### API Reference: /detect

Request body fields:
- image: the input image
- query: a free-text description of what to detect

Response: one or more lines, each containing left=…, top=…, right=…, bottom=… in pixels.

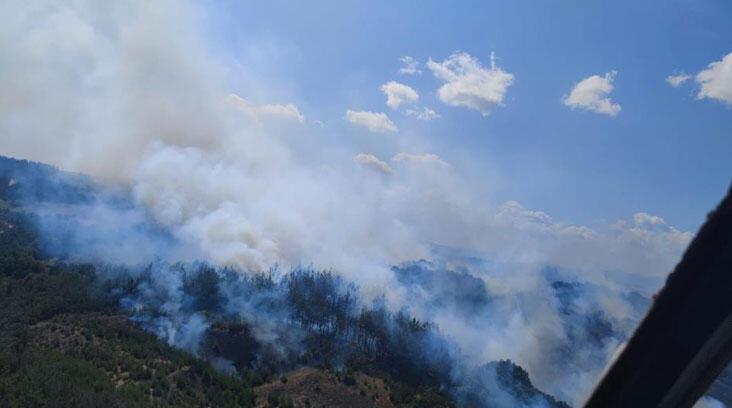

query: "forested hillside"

left=0, top=155, right=569, bottom=407
left=0, top=177, right=254, bottom=406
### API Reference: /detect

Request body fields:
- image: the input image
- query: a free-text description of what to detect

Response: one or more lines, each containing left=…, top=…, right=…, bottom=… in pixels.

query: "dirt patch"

left=254, top=367, right=395, bottom=408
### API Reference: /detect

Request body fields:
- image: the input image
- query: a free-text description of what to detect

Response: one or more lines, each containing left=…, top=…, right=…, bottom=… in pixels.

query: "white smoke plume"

left=0, top=0, right=690, bottom=283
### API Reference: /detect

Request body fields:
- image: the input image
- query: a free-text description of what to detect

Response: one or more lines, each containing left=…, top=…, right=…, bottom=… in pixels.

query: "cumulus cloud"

left=353, top=153, right=393, bottom=175
left=399, top=55, right=421, bottom=75
left=695, top=51, right=732, bottom=105
left=495, top=200, right=560, bottom=232
left=406, top=107, right=440, bottom=121
left=380, top=81, right=419, bottom=109
left=624, top=212, right=693, bottom=246
left=427, top=52, right=514, bottom=116
left=479, top=201, right=692, bottom=286
left=666, top=73, right=691, bottom=88
left=225, top=93, right=304, bottom=123
left=632, top=212, right=667, bottom=229
left=563, top=71, right=621, bottom=116
left=392, top=152, right=450, bottom=169
left=345, top=109, right=397, bottom=133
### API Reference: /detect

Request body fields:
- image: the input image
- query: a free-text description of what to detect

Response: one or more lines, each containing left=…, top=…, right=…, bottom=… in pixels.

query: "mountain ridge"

left=0, top=154, right=570, bottom=407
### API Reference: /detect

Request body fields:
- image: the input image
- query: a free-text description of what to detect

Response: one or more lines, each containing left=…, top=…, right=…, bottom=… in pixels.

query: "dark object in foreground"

left=584, top=184, right=732, bottom=408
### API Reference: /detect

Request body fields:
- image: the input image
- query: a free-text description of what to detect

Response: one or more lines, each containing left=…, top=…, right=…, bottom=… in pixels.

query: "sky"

left=0, top=0, right=728, bottom=289
left=201, top=0, right=732, bottom=232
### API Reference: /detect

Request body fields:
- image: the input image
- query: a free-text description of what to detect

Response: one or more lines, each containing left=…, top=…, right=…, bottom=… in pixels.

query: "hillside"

left=253, top=367, right=395, bottom=408
left=0, top=154, right=569, bottom=407
left=0, top=189, right=254, bottom=406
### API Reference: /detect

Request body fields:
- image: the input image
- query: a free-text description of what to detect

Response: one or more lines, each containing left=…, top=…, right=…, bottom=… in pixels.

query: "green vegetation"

left=0, top=155, right=569, bottom=407
left=266, top=389, right=295, bottom=408
left=0, top=201, right=254, bottom=407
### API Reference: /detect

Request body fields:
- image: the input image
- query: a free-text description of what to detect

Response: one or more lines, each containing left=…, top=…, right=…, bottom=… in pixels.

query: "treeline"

left=0, top=217, right=254, bottom=407
left=0, top=210, right=566, bottom=407
left=112, top=264, right=458, bottom=406
left=115, top=261, right=568, bottom=407
left=0, top=154, right=569, bottom=407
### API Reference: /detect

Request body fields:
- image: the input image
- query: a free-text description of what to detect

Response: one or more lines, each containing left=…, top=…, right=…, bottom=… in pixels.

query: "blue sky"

left=199, top=0, right=731, bottom=231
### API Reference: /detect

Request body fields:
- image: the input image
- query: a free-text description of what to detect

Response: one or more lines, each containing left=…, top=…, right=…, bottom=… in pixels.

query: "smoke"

left=119, top=262, right=211, bottom=355
left=0, top=0, right=691, bottom=285
left=388, top=259, right=653, bottom=404
left=5, top=157, right=660, bottom=405
left=1, top=154, right=670, bottom=405
left=102, top=259, right=577, bottom=407
left=0, top=1, right=696, bottom=405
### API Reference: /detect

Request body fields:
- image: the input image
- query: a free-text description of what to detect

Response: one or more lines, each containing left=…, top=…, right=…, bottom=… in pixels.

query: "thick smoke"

left=3, top=155, right=660, bottom=405
left=0, top=0, right=691, bottom=283
left=0, top=1, right=695, bottom=405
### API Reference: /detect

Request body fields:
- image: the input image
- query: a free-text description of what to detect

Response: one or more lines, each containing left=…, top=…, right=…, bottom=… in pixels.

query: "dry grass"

left=254, top=367, right=395, bottom=408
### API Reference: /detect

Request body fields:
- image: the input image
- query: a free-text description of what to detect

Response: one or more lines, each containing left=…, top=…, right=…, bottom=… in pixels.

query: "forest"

left=0, top=155, right=569, bottom=407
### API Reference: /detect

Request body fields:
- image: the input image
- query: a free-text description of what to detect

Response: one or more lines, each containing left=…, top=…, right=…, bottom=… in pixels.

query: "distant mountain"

left=0, top=155, right=97, bottom=205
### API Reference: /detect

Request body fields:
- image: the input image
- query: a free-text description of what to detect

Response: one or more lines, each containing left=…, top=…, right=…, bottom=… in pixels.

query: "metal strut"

left=584, top=183, right=732, bottom=408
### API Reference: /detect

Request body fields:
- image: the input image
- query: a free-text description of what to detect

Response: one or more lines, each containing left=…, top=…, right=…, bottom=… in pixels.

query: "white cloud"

left=399, top=56, right=421, bottom=75
left=226, top=93, right=304, bottom=123
left=487, top=201, right=692, bottom=282
left=406, top=107, right=440, bottom=121
left=632, top=212, right=666, bottom=229
left=345, top=110, right=397, bottom=133
left=563, top=71, right=621, bottom=116
left=427, top=52, right=514, bottom=116
left=353, top=153, right=393, bottom=175
left=380, top=81, right=419, bottom=109
left=696, top=51, right=732, bottom=105
left=494, top=200, right=598, bottom=241
left=392, top=152, right=450, bottom=168
left=564, top=71, right=620, bottom=116
left=628, top=212, right=693, bottom=245
left=255, top=103, right=304, bottom=122
left=666, top=73, right=691, bottom=88
left=496, top=200, right=556, bottom=231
